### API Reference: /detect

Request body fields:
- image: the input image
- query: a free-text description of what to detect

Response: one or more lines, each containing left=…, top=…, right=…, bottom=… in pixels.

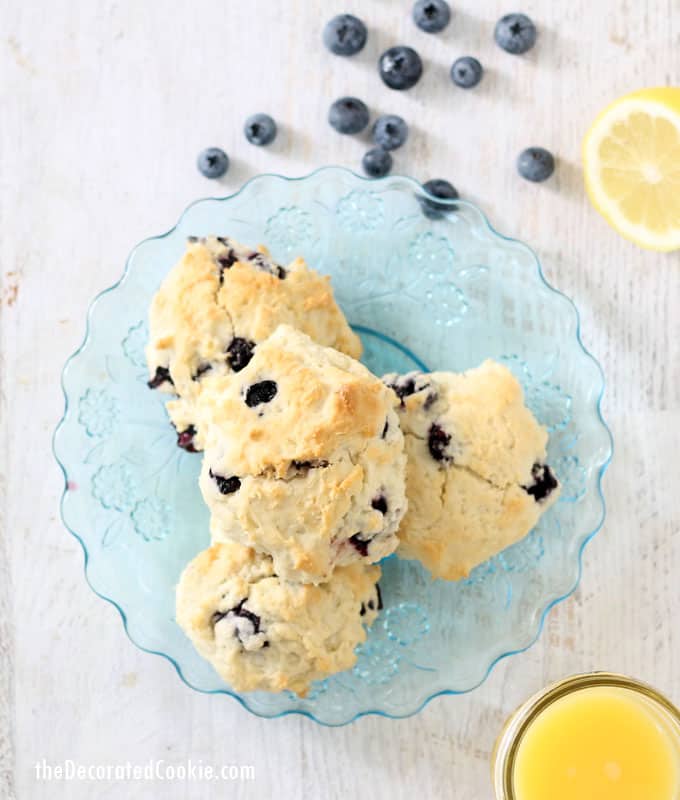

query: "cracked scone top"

left=383, top=361, right=560, bottom=581
left=176, top=542, right=382, bottom=696
left=145, top=236, right=362, bottom=451
left=196, top=324, right=407, bottom=583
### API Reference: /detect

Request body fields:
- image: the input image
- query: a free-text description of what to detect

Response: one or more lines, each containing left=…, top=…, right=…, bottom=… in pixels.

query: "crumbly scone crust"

left=384, top=361, right=560, bottom=580
left=176, top=541, right=381, bottom=696
left=199, top=325, right=407, bottom=583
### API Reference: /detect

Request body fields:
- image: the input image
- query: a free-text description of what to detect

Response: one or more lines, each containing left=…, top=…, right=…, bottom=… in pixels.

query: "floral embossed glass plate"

left=53, top=167, right=613, bottom=725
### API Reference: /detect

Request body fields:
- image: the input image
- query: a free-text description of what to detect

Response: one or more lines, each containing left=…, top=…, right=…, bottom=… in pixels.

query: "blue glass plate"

left=53, top=167, right=613, bottom=725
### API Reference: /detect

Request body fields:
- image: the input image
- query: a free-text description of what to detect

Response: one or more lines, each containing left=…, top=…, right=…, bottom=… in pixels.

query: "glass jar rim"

left=492, top=672, right=680, bottom=800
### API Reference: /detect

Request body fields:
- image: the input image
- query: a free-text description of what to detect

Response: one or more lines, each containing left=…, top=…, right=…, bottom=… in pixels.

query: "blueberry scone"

left=383, top=361, right=560, bottom=581
left=176, top=542, right=382, bottom=695
left=146, top=236, right=362, bottom=452
left=196, top=324, right=407, bottom=583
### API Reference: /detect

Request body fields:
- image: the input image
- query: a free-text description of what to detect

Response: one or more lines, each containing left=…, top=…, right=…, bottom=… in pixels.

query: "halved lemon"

left=583, top=87, right=680, bottom=252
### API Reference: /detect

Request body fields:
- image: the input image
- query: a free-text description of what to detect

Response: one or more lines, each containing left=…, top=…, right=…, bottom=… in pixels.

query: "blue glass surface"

left=53, top=167, right=613, bottom=725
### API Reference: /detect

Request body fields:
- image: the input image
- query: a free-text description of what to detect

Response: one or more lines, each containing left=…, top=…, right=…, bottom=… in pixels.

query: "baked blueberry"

left=177, top=425, right=198, bottom=452
left=428, top=423, right=451, bottom=461
left=371, top=495, right=388, bottom=514
left=362, top=147, right=392, bottom=178
left=193, top=363, right=212, bottom=381
left=517, top=147, right=555, bottom=182
left=420, top=178, right=459, bottom=218
left=494, top=13, right=537, bottom=55
left=323, top=13, right=367, bottom=56
left=245, top=380, right=278, bottom=407
left=147, top=365, right=173, bottom=389
left=385, top=373, right=430, bottom=403
left=379, top=46, right=423, bottom=90
left=227, top=338, right=256, bottom=372
left=244, top=113, right=277, bottom=146
left=450, top=56, right=483, bottom=88
left=349, top=533, right=371, bottom=557
left=212, top=599, right=267, bottom=648
left=209, top=468, right=242, bottom=495
left=291, top=459, right=330, bottom=471
left=412, top=0, right=451, bottom=33
left=523, top=463, right=558, bottom=502
left=372, top=114, right=409, bottom=151
left=197, top=147, right=229, bottom=179
left=328, top=97, right=370, bottom=134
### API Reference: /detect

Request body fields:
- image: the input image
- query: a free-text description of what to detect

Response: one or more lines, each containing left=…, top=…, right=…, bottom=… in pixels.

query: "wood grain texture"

left=1, top=0, right=679, bottom=797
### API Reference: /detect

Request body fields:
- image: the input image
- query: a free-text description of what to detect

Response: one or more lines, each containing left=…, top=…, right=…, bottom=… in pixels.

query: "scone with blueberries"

left=196, top=324, right=407, bottom=584
left=146, top=236, right=362, bottom=452
left=176, top=541, right=382, bottom=696
left=383, top=361, right=560, bottom=581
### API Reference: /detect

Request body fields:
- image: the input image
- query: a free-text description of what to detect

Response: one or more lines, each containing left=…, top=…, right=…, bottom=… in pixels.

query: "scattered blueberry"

left=176, top=425, right=198, bottom=453
left=147, top=365, right=173, bottom=390
left=517, top=147, right=555, bottom=182
left=381, top=418, right=389, bottom=438
left=349, top=533, right=372, bottom=557
left=494, top=13, right=537, bottom=55
left=245, top=380, right=278, bottom=407
left=523, top=463, right=558, bottom=502
left=328, top=97, right=370, bottom=134
left=379, top=46, right=423, bottom=90
left=428, top=423, right=452, bottom=461
left=197, top=147, right=229, bottom=179
left=244, top=113, right=277, bottom=146
left=209, top=468, right=242, bottom=495
left=372, top=114, right=409, bottom=151
left=450, top=56, right=483, bottom=88
left=371, top=495, right=388, bottom=514
left=362, top=147, right=392, bottom=178
left=420, top=178, right=459, bottom=218
left=386, top=373, right=430, bottom=402
left=227, top=338, right=256, bottom=372
left=375, top=584, right=383, bottom=610
left=323, top=13, right=367, bottom=56
left=412, top=0, right=451, bottom=33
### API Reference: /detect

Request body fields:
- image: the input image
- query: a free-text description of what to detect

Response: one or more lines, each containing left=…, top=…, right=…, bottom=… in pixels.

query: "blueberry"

left=192, top=363, right=212, bottom=381
left=212, top=599, right=267, bottom=648
left=428, top=423, right=451, bottom=461
left=349, top=533, right=371, bottom=557
left=245, top=380, right=278, bottom=407
left=523, top=463, right=558, bottom=502
left=328, top=97, right=370, bottom=134
left=197, top=147, right=229, bottom=179
left=372, top=115, right=409, bottom=151
left=147, top=365, right=174, bottom=389
left=494, top=13, right=537, bottom=55
left=291, top=459, right=329, bottom=470
left=227, top=338, right=255, bottom=372
left=323, top=13, right=367, bottom=56
left=517, top=147, right=555, bottom=182
left=385, top=373, right=430, bottom=402
left=209, top=468, right=242, bottom=495
left=176, top=425, right=198, bottom=453
left=379, top=46, right=423, bottom=90
left=244, top=113, right=277, bottom=146
left=412, top=0, right=451, bottom=33
left=381, top=418, right=389, bottom=438
left=362, top=147, right=392, bottom=178
left=371, top=495, right=388, bottom=514
left=420, top=178, right=459, bottom=218
left=450, top=56, right=483, bottom=88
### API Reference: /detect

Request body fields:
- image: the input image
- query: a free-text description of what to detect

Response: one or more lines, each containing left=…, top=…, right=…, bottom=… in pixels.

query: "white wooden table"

left=2, top=0, right=679, bottom=797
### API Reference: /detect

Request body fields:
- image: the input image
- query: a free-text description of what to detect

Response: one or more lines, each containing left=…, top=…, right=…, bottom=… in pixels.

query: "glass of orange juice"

left=492, top=673, right=680, bottom=800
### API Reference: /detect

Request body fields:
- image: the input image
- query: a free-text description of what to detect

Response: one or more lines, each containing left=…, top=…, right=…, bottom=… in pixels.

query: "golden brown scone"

left=197, top=325, right=407, bottom=583
left=145, top=236, right=362, bottom=451
left=383, top=361, right=560, bottom=581
left=176, top=542, right=381, bottom=696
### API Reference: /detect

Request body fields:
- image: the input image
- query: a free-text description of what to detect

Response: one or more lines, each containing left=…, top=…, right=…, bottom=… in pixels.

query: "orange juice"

left=493, top=674, right=680, bottom=800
